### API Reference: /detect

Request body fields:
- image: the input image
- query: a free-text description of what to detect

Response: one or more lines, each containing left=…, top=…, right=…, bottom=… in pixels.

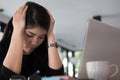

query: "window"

left=58, top=46, right=83, bottom=78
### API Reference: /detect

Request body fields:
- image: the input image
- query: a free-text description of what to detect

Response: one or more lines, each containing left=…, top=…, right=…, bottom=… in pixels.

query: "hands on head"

left=12, top=4, right=55, bottom=35
left=12, top=5, right=28, bottom=31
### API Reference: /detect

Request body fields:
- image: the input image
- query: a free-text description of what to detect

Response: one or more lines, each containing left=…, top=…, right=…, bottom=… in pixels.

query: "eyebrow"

left=27, top=31, right=46, bottom=36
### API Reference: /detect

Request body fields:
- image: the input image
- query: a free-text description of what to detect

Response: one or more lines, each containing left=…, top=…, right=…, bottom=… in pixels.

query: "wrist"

left=47, top=32, right=54, bottom=37
left=13, top=27, right=24, bottom=33
left=47, top=32, right=56, bottom=43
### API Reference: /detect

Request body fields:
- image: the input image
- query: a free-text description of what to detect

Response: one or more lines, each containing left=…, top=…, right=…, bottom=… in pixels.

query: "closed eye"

left=27, top=34, right=45, bottom=39
left=26, top=34, right=34, bottom=37
left=26, top=31, right=46, bottom=39
left=39, top=36, right=45, bottom=39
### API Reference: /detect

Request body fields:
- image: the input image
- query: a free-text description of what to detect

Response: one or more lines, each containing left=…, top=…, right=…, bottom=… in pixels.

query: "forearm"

left=3, top=30, right=23, bottom=74
left=48, top=33, right=62, bottom=69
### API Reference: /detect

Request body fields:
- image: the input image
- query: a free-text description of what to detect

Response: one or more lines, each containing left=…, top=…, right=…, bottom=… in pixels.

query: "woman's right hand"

left=12, top=5, right=28, bottom=31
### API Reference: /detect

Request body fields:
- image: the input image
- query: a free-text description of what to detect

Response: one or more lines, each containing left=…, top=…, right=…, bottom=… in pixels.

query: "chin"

left=23, top=50, right=32, bottom=55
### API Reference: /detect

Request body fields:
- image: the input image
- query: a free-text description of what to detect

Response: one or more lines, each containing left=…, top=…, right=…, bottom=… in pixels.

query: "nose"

left=31, top=37, right=39, bottom=47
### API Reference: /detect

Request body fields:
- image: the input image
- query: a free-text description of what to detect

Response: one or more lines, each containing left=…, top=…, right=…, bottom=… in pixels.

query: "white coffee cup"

left=86, top=61, right=118, bottom=80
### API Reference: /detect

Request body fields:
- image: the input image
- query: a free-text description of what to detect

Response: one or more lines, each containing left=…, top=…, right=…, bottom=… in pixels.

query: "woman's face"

left=23, top=26, right=47, bottom=55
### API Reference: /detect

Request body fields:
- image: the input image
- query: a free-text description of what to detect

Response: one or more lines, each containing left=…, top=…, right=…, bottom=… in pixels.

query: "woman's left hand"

left=47, top=10, right=55, bottom=36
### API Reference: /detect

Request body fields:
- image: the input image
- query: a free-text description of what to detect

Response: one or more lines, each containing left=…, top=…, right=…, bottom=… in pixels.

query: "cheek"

left=23, top=36, right=31, bottom=46
left=37, top=39, right=44, bottom=46
left=23, top=35, right=45, bottom=48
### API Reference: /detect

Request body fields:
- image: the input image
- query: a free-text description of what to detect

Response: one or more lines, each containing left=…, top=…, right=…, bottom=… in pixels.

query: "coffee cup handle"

left=110, top=64, right=119, bottom=78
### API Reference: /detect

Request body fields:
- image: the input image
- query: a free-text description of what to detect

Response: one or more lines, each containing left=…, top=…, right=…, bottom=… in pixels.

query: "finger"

left=19, top=5, right=26, bottom=13
left=47, top=10, right=54, bottom=18
left=15, top=5, right=26, bottom=14
left=22, top=6, right=28, bottom=14
left=45, top=8, right=55, bottom=23
left=47, top=11, right=55, bottom=25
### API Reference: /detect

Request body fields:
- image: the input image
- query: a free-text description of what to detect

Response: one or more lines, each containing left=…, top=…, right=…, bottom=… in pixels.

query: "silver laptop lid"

left=78, top=19, right=120, bottom=80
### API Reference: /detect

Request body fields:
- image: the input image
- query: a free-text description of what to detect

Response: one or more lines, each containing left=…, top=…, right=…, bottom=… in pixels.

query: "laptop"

left=78, top=19, right=120, bottom=80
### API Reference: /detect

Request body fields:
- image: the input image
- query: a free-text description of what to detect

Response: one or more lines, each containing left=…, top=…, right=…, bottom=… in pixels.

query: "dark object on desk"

left=27, top=74, right=41, bottom=80
left=27, top=70, right=41, bottom=80
left=9, top=75, right=26, bottom=80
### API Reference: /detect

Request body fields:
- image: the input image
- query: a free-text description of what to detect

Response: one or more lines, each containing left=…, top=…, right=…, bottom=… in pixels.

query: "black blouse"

left=0, top=42, right=64, bottom=80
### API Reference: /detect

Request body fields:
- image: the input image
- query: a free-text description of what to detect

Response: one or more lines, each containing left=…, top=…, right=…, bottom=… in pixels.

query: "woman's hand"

left=47, top=10, right=55, bottom=36
left=3, top=5, right=28, bottom=74
left=46, top=9, right=63, bottom=69
left=12, top=5, right=28, bottom=31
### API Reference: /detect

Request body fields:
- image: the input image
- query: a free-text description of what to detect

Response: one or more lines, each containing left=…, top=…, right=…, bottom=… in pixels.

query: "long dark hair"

left=0, top=1, right=50, bottom=57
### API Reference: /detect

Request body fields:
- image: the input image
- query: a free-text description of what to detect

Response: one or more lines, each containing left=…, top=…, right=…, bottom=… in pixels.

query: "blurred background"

left=0, top=0, right=120, bottom=78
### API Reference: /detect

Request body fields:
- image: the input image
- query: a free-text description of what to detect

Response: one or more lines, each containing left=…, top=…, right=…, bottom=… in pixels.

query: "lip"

left=27, top=46, right=35, bottom=50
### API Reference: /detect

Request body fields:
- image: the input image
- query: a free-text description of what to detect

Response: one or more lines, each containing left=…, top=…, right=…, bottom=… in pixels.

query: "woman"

left=0, top=1, right=64, bottom=80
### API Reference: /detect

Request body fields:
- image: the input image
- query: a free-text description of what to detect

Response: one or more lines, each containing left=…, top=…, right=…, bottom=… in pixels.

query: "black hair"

left=25, top=2, right=50, bottom=30
left=0, top=1, right=50, bottom=57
